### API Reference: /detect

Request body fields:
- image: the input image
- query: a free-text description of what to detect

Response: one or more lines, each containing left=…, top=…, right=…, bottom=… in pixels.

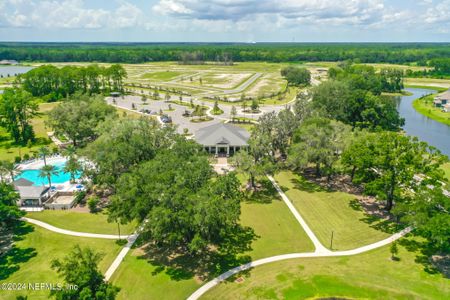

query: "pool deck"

left=19, top=155, right=66, bottom=170
left=17, top=155, right=84, bottom=193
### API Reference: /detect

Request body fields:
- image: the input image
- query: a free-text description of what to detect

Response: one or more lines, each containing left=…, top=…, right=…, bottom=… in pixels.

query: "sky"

left=0, top=0, right=449, bottom=42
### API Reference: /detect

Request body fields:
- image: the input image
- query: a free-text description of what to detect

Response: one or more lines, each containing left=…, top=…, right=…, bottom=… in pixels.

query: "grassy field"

left=141, top=71, right=185, bottom=81
left=405, top=78, right=450, bottom=89
left=412, top=94, right=450, bottom=126
left=27, top=210, right=137, bottom=235
left=111, top=247, right=202, bottom=300
left=0, top=102, right=58, bottom=161
left=443, top=163, right=450, bottom=181
left=202, top=239, right=449, bottom=300
left=240, top=178, right=314, bottom=259
left=0, top=223, right=122, bottom=300
left=274, top=171, right=391, bottom=250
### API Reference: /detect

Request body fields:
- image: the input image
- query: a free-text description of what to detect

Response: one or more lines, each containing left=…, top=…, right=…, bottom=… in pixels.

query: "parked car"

left=161, top=115, right=172, bottom=123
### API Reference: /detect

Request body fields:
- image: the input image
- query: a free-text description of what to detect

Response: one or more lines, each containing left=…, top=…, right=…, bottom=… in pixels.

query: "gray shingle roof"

left=437, top=89, right=450, bottom=100
left=195, top=123, right=250, bottom=146
left=13, top=178, right=34, bottom=187
left=16, top=186, right=49, bottom=199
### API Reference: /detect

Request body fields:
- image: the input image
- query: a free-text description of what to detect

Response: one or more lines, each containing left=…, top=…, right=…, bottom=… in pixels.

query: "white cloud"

left=152, top=0, right=387, bottom=26
left=0, top=0, right=143, bottom=29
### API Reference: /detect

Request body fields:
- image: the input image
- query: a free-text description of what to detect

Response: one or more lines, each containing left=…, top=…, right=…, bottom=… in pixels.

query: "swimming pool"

left=16, top=161, right=81, bottom=186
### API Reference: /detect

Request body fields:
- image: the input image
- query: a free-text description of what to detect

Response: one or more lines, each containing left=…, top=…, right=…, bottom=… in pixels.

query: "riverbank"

left=412, top=94, right=450, bottom=126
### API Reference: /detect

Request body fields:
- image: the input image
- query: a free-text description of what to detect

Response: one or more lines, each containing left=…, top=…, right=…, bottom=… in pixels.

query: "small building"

left=434, top=89, right=450, bottom=107
left=195, top=123, right=250, bottom=156
left=15, top=185, right=50, bottom=207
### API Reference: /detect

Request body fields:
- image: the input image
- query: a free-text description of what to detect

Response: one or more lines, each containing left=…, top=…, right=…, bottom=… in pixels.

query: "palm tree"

left=38, top=146, right=51, bottom=166
left=62, top=145, right=76, bottom=158
left=63, top=157, right=81, bottom=183
left=3, top=161, right=21, bottom=183
left=39, top=165, right=59, bottom=188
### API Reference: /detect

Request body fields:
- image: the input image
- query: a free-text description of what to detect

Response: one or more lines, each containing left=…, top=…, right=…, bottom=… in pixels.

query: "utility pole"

left=117, top=222, right=121, bottom=240
left=330, top=231, right=334, bottom=250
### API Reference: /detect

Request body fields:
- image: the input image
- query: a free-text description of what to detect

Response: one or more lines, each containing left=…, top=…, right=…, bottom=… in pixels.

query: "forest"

left=1, top=42, right=450, bottom=65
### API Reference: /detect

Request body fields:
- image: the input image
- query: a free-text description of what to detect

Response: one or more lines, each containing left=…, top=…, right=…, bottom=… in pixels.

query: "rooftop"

left=436, top=89, right=450, bottom=100
left=195, top=123, right=250, bottom=146
left=16, top=186, right=49, bottom=199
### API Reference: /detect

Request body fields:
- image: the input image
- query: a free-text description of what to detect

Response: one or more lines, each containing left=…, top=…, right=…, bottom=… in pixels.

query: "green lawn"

left=202, top=239, right=449, bottom=300
left=413, top=94, right=450, bottom=126
left=274, top=171, right=391, bottom=250
left=26, top=210, right=137, bottom=235
left=240, top=180, right=314, bottom=259
left=141, top=71, right=185, bottom=81
left=111, top=248, right=202, bottom=300
left=0, top=223, right=122, bottom=300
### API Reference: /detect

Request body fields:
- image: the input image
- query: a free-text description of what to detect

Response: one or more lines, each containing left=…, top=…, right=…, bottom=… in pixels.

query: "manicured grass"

left=111, top=248, right=201, bottom=300
left=0, top=223, right=122, bottom=300
left=141, top=71, right=185, bottom=81
left=240, top=197, right=314, bottom=259
left=405, top=84, right=448, bottom=92
left=26, top=210, right=137, bottom=235
left=413, top=94, right=450, bottom=126
left=203, top=239, right=449, bottom=300
left=404, top=78, right=450, bottom=89
left=274, top=171, right=391, bottom=250
left=0, top=102, right=58, bottom=161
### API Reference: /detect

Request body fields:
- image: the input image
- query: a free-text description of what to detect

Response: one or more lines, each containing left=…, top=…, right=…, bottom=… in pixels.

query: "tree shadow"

left=244, top=178, right=279, bottom=204
left=137, top=225, right=257, bottom=282
left=398, top=237, right=449, bottom=278
left=0, top=222, right=36, bottom=281
left=349, top=198, right=400, bottom=234
left=290, top=176, right=327, bottom=193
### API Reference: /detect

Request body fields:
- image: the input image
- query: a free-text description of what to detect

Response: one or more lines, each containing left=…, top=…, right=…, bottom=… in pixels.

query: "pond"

left=396, top=87, right=450, bottom=157
left=0, top=65, right=33, bottom=77
left=0, top=65, right=34, bottom=94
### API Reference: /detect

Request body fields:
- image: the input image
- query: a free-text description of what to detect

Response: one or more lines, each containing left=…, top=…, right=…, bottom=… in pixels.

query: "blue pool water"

left=16, top=161, right=81, bottom=186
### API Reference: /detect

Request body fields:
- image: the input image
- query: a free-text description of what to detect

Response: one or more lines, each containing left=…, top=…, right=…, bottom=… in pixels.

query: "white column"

left=227, top=146, right=230, bottom=156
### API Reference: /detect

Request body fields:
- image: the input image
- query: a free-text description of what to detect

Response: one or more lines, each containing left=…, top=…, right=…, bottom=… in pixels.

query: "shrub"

left=87, top=196, right=100, bottom=213
left=14, top=156, right=21, bottom=164
left=23, top=153, right=30, bottom=160
left=74, top=190, right=87, bottom=205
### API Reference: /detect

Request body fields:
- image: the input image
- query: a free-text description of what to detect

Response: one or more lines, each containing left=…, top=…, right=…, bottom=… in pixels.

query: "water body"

left=0, top=65, right=34, bottom=94
left=0, top=65, right=33, bottom=77
left=396, top=87, right=450, bottom=157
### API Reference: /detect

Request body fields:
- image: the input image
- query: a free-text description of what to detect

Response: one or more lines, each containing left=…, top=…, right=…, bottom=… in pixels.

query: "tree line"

left=2, top=42, right=450, bottom=64
left=19, top=64, right=127, bottom=101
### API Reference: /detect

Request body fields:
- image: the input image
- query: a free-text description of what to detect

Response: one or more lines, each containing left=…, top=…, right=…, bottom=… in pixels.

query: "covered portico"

left=195, top=123, right=250, bottom=157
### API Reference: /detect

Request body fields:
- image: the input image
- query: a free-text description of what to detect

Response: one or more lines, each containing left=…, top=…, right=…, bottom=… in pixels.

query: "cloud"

left=152, top=0, right=387, bottom=26
left=0, top=0, right=143, bottom=29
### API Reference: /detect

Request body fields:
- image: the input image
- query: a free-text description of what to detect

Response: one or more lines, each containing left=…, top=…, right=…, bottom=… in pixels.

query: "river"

left=396, top=87, right=450, bottom=157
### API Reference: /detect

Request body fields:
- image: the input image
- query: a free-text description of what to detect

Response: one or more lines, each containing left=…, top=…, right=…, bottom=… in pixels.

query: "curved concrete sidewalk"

left=23, top=217, right=129, bottom=240
left=187, top=226, right=412, bottom=300
left=267, top=175, right=330, bottom=254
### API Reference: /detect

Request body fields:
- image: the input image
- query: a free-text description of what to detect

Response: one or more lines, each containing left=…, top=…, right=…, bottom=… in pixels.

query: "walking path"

left=187, top=227, right=412, bottom=300
left=267, top=175, right=330, bottom=254
left=23, top=217, right=130, bottom=240
left=104, top=231, right=140, bottom=281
